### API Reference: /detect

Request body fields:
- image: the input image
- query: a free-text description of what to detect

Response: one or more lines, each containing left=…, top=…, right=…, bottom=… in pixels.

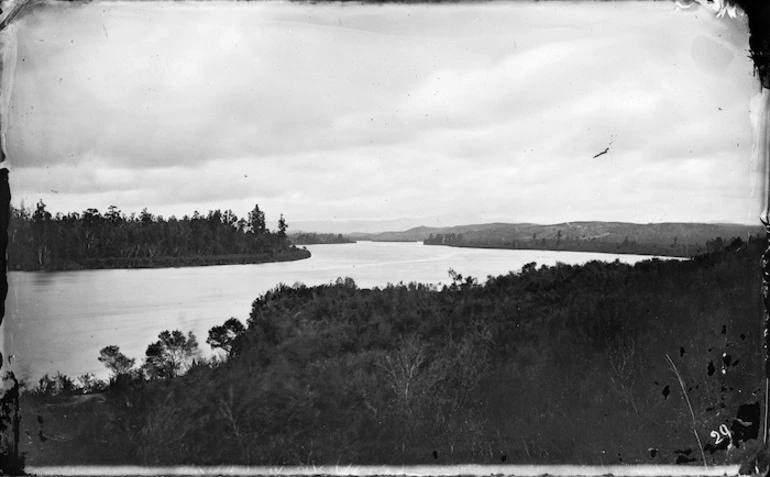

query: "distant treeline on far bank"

left=289, top=232, right=355, bottom=246
left=419, top=222, right=764, bottom=257
left=8, top=201, right=309, bottom=271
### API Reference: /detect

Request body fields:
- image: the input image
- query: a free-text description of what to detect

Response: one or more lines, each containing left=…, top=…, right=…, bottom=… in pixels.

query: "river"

left=2, top=241, right=675, bottom=382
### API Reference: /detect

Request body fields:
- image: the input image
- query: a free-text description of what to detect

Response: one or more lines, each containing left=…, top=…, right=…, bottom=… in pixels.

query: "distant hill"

left=349, top=222, right=530, bottom=242
left=351, top=221, right=764, bottom=257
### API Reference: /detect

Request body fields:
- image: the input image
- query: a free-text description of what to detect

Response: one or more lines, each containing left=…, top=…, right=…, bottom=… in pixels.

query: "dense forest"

left=18, top=234, right=765, bottom=466
left=7, top=201, right=309, bottom=271
left=289, top=232, right=356, bottom=245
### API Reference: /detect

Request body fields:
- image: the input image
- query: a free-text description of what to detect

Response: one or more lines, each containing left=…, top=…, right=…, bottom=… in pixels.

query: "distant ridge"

left=350, top=221, right=764, bottom=257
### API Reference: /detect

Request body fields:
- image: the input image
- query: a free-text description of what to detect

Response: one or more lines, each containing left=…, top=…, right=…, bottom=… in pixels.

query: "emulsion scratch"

left=592, top=135, right=614, bottom=159
left=0, top=0, right=41, bottom=163
left=592, top=147, right=610, bottom=159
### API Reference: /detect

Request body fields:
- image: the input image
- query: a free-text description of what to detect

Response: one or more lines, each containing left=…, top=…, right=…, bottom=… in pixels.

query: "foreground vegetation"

left=18, top=235, right=765, bottom=466
left=8, top=201, right=307, bottom=271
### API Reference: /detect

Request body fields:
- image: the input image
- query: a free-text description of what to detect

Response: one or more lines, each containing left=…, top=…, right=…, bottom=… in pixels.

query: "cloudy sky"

left=2, top=1, right=761, bottom=232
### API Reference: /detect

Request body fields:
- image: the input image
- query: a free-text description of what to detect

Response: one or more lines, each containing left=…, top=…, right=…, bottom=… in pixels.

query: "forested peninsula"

left=8, top=201, right=309, bottom=271
left=21, top=235, right=765, bottom=466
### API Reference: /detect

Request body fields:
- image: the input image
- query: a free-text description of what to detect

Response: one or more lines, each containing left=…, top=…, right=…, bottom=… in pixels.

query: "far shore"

left=422, top=241, right=692, bottom=259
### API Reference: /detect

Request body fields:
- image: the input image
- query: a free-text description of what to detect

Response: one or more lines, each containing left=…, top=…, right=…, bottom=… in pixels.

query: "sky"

left=1, top=1, right=762, bottom=233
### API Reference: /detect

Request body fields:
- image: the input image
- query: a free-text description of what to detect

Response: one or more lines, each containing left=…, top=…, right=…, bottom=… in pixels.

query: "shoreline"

left=422, top=241, right=694, bottom=259
left=8, top=248, right=312, bottom=272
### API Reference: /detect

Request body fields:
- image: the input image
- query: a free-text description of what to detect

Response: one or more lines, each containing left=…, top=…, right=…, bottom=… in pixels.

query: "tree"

left=381, top=337, right=427, bottom=411
left=31, top=200, right=51, bottom=268
left=207, top=318, right=246, bottom=354
left=82, top=208, right=102, bottom=254
left=98, top=345, right=136, bottom=377
left=707, top=237, right=725, bottom=254
left=247, top=204, right=266, bottom=236
left=105, top=205, right=122, bottom=223
left=139, top=208, right=154, bottom=224
left=143, top=330, right=200, bottom=380
left=277, top=214, right=288, bottom=240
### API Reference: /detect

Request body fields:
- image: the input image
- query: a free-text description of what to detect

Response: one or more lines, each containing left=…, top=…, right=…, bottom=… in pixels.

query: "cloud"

left=4, top=1, right=759, bottom=225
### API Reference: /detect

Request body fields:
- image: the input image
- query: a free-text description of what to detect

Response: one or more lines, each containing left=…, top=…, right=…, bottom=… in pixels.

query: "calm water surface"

left=3, top=242, right=674, bottom=381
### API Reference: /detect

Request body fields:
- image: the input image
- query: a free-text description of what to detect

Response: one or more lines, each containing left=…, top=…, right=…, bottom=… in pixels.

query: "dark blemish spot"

left=649, top=447, right=658, bottom=458
left=432, top=450, right=438, bottom=460
left=663, top=385, right=671, bottom=399
left=741, top=333, right=746, bottom=340
left=723, top=354, right=732, bottom=367
left=680, top=346, right=685, bottom=357
left=676, top=454, right=696, bottom=464
left=704, top=437, right=729, bottom=454
left=36, top=415, right=43, bottom=424
left=654, top=381, right=659, bottom=385
left=708, top=361, right=716, bottom=376
left=731, top=402, right=760, bottom=443
left=709, top=348, right=713, bottom=352
left=501, top=453, right=507, bottom=462
left=722, top=325, right=727, bottom=334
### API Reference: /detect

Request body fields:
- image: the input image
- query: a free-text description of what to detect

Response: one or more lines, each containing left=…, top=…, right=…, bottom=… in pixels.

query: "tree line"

left=8, top=201, right=309, bottom=270
left=289, top=232, right=355, bottom=246
left=425, top=231, right=729, bottom=257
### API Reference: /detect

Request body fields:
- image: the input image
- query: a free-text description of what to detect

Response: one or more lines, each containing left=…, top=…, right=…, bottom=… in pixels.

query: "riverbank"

left=423, top=241, right=692, bottom=258
left=9, top=248, right=311, bottom=271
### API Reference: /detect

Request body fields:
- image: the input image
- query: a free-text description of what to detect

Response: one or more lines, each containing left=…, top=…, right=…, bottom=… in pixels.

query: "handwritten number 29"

left=710, top=424, right=731, bottom=444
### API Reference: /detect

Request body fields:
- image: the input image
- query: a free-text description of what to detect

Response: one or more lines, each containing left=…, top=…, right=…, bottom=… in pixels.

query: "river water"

left=2, top=242, right=673, bottom=382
